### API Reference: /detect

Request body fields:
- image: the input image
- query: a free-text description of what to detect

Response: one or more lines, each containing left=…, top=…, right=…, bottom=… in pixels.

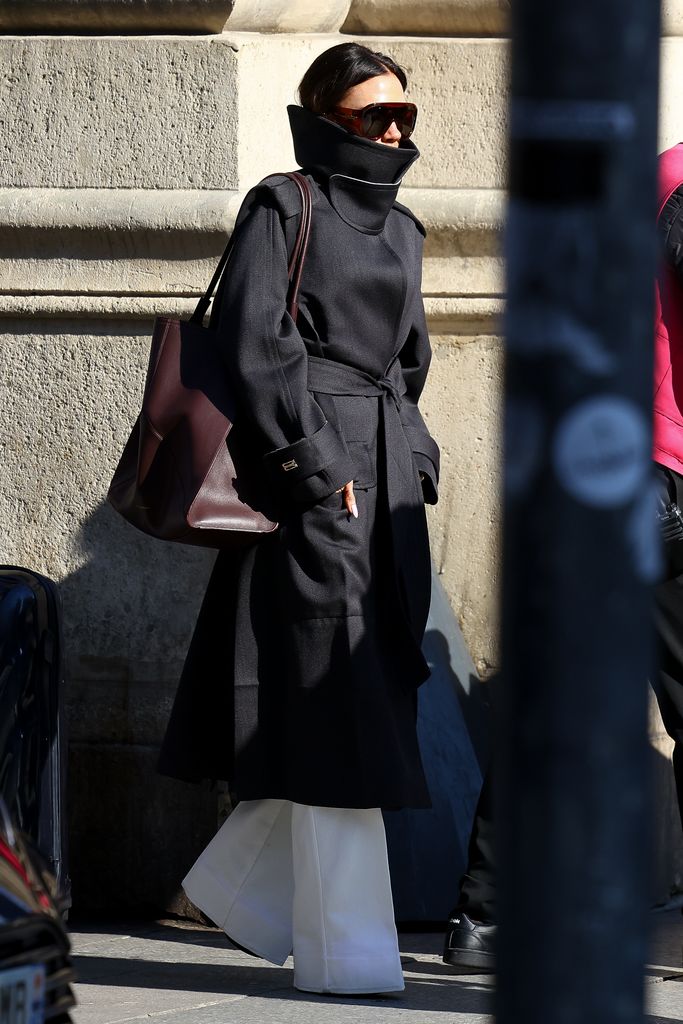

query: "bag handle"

left=190, top=171, right=313, bottom=326
left=284, top=172, right=313, bottom=322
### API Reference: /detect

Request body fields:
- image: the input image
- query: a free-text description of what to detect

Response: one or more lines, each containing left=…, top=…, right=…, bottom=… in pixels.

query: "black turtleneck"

left=287, top=104, right=420, bottom=235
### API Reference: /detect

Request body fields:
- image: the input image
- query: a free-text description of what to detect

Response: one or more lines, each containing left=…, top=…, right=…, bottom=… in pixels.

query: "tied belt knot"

left=306, top=354, right=406, bottom=408
left=376, top=373, right=403, bottom=410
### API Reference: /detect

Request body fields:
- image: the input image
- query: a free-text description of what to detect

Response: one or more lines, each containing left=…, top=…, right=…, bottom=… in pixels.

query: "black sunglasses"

left=326, top=102, right=418, bottom=141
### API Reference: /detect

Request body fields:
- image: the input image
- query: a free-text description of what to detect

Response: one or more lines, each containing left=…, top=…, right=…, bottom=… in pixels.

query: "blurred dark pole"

left=498, top=2, right=661, bottom=1023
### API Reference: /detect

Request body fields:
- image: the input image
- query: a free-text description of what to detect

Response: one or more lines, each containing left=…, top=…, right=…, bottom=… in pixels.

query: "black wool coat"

left=157, top=106, right=441, bottom=810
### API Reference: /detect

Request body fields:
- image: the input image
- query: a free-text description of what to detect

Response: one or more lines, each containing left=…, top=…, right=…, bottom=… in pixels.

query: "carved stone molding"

left=0, top=0, right=353, bottom=33
left=0, top=0, right=234, bottom=32
left=0, top=185, right=503, bottom=328
left=0, top=294, right=505, bottom=335
left=342, top=0, right=683, bottom=38
left=224, top=0, right=353, bottom=33
left=342, top=0, right=510, bottom=36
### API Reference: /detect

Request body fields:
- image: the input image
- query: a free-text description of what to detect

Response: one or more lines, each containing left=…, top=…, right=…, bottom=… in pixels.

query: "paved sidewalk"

left=69, top=912, right=682, bottom=1024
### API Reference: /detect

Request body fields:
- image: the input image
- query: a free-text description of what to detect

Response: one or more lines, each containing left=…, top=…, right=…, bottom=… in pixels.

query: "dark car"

left=0, top=800, right=75, bottom=1022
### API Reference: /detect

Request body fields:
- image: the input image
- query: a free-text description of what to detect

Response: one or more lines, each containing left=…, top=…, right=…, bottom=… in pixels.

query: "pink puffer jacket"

left=654, top=143, right=683, bottom=473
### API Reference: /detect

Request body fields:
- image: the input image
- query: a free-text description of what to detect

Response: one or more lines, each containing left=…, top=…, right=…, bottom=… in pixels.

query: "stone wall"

left=0, top=0, right=681, bottom=909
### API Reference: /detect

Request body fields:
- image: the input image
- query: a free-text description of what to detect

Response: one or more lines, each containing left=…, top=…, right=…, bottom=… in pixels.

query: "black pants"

left=457, top=765, right=496, bottom=922
left=652, top=463, right=683, bottom=833
left=456, top=465, right=683, bottom=922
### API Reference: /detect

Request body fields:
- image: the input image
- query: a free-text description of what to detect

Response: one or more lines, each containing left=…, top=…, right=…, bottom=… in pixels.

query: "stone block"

left=349, top=38, right=509, bottom=189
left=235, top=34, right=346, bottom=187
left=343, top=0, right=510, bottom=36
left=660, top=38, right=683, bottom=152
left=0, top=319, right=216, bottom=664
left=68, top=742, right=219, bottom=913
left=663, top=0, right=683, bottom=35
left=0, top=37, right=239, bottom=189
left=0, top=33, right=508, bottom=192
left=65, top=664, right=183, bottom=748
left=233, top=35, right=508, bottom=190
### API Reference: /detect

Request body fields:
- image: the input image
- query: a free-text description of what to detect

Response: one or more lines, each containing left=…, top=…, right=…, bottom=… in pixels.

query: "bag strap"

left=284, top=172, right=313, bottom=321
left=190, top=171, right=313, bottom=326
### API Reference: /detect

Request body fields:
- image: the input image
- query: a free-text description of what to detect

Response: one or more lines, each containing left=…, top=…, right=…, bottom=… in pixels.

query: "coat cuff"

left=402, top=427, right=440, bottom=505
left=263, top=420, right=355, bottom=502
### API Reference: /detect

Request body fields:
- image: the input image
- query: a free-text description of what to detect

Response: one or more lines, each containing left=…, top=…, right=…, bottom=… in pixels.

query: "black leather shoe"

left=442, top=910, right=496, bottom=971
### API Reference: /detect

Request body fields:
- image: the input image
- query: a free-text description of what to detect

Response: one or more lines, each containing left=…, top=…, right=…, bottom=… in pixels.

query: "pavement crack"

left=96, top=986, right=296, bottom=1024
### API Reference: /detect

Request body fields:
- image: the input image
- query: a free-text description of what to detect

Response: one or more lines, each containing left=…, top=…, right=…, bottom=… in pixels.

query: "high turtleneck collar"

left=287, top=104, right=419, bottom=234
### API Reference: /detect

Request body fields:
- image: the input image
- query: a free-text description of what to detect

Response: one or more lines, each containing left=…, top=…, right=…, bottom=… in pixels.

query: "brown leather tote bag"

left=107, top=172, right=312, bottom=548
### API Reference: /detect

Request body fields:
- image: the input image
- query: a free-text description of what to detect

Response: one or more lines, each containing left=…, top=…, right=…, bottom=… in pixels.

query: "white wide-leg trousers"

left=182, top=799, right=404, bottom=994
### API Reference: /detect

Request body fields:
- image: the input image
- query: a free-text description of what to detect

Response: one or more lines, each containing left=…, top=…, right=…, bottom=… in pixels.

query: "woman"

left=158, top=42, right=440, bottom=995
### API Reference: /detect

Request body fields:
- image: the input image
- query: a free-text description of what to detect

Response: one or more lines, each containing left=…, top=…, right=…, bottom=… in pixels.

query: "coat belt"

left=306, top=354, right=406, bottom=409
left=306, top=353, right=415, bottom=496
left=306, top=352, right=415, bottom=502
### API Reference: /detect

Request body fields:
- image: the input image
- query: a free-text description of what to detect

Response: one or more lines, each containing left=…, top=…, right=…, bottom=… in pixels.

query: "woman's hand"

left=336, top=480, right=358, bottom=518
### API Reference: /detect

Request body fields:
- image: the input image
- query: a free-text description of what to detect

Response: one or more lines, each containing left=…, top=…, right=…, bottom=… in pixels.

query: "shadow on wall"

left=384, top=570, right=492, bottom=923
left=55, top=499, right=683, bottom=916
left=386, top=574, right=683, bottom=919
left=60, top=498, right=222, bottom=915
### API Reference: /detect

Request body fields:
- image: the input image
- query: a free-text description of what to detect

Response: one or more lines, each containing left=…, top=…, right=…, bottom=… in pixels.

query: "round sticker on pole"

left=552, top=395, right=649, bottom=508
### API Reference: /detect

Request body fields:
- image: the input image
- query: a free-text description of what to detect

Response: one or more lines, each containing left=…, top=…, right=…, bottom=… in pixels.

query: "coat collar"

left=287, top=104, right=419, bottom=235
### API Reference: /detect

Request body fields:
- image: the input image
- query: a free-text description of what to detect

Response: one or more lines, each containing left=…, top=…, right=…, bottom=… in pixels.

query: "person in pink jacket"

left=652, top=142, right=683, bottom=839
left=440, top=145, right=683, bottom=973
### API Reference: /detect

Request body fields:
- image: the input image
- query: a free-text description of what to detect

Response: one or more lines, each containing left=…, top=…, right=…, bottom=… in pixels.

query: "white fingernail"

left=352, top=503, right=358, bottom=519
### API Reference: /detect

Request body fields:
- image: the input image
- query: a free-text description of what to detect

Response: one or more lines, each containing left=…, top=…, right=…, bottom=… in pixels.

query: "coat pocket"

left=279, top=484, right=377, bottom=619
left=313, top=440, right=376, bottom=511
left=347, top=440, right=377, bottom=490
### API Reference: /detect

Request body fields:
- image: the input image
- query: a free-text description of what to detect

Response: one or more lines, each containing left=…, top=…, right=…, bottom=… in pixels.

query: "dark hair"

left=298, top=42, right=408, bottom=114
